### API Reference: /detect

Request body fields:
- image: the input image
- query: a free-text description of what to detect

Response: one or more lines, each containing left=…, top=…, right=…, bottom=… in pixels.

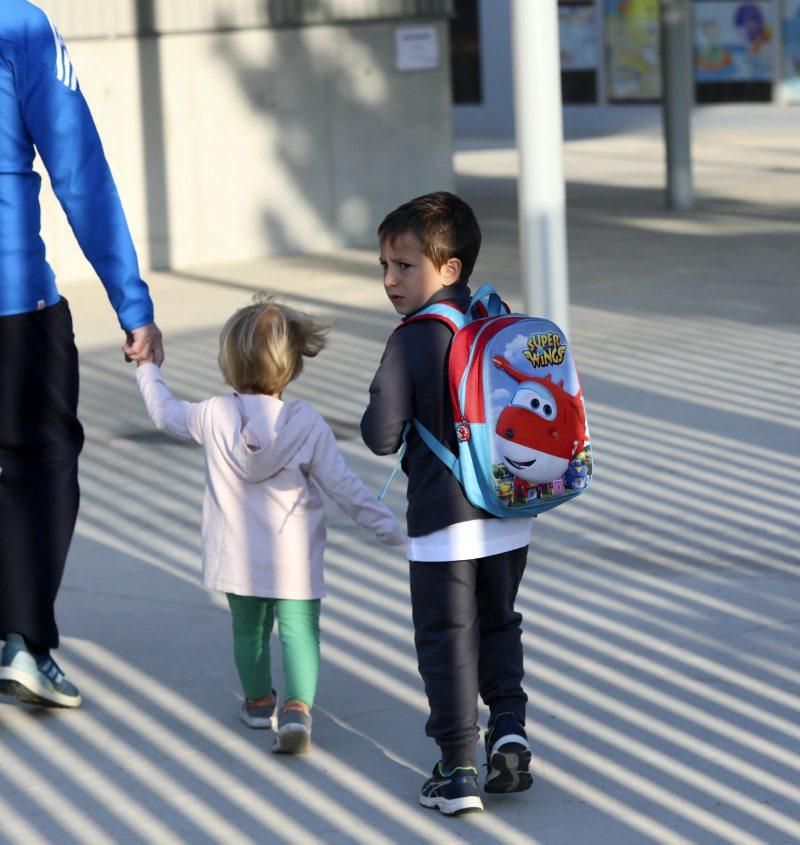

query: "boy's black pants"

left=409, top=545, right=528, bottom=771
left=0, top=299, right=84, bottom=651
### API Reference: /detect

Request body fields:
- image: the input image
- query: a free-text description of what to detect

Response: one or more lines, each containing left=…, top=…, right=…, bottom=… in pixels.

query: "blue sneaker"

left=240, top=690, right=276, bottom=729
left=419, top=762, right=484, bottom=815
left=272, top=709, right=312, bottom=754
left=484, top=713, right=532, bottom=793
left=0, top=634, right=81, bottom=709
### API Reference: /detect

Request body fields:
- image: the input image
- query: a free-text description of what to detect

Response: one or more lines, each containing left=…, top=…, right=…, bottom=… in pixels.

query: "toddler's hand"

left=379, top=518, right=407, bottom=547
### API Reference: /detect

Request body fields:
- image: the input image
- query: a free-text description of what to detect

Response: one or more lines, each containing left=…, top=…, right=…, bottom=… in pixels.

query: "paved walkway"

left=1, top=109, right=799, bottom=844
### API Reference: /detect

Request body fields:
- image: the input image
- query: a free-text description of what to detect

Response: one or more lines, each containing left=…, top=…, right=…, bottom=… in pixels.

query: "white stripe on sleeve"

left=43, top=11, right=79, bottom=90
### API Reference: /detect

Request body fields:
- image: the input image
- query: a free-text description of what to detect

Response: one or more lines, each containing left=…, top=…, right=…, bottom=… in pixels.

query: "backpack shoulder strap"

left=412, top=419, right=462, bottom=483
left=379, top=301, right=466, bottom=499
left=394, top=301, right=467, bottom=334
left=469, top=284, right=510, bottom=319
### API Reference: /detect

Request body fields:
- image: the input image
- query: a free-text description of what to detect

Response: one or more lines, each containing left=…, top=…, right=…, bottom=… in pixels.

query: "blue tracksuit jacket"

left=0, top=0, right=153, bottom=330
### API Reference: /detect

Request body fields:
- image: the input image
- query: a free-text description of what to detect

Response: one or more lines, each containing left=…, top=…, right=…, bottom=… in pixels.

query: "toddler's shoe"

left=271, top=709, right=312, bottom=754
left=484, top=712, right=532, bottom=794
left=0, top=634, right=81, bottom=709
left=419, top=761, right=484, bottom=816
left=240, top=691, right=276, bottom=729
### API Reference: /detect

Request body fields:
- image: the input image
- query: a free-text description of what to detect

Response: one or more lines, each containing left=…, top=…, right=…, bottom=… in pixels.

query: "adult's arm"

left=17, top=9, right=157, bottom=338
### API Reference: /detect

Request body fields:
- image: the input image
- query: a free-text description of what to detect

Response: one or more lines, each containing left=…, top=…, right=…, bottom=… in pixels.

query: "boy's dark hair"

left=378, top=191, right=481, bottom=282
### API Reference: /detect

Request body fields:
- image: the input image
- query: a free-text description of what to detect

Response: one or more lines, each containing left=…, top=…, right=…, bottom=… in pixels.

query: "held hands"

left=123, top=321, right=165, bottom=366
left=380, top=517, right=408, bottom=547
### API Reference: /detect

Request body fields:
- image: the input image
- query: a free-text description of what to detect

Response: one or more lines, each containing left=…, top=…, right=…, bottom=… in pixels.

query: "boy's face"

left=379, top=232, right=461, bottom=316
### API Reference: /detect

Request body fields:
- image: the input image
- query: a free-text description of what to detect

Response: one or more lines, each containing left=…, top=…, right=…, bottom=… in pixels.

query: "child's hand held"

left=378, top=516, right=407, bottom=547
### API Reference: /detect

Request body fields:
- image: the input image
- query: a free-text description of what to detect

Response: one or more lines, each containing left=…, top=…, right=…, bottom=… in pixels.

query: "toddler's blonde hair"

left=218, top=294, right=329, bottom=396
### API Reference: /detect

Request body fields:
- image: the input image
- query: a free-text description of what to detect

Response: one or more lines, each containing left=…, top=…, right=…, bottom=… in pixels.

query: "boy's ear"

left=440, top=257, right=463, bottom=287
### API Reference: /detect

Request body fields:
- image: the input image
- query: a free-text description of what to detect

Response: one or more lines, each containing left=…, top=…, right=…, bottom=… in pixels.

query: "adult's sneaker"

left=0, top=634, right=81, bottom=709
left=484, top=712, right=532, bottom=793
left=419, top=762, right=484, bottom=816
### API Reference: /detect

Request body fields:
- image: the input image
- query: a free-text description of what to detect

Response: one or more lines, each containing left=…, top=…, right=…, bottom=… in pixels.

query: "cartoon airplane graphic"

left=492, top=355, right=588, bottom=486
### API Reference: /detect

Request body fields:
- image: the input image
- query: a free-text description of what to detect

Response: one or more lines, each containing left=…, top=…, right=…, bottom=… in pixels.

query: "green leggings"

left=226, top=594, right=321, bottom=705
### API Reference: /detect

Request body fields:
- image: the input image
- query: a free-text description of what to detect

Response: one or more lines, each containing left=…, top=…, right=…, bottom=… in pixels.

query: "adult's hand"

left=123, top=322, right=165, bottom=366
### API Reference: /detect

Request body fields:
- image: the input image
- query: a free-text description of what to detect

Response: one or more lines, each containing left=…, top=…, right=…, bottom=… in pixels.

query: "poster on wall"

left=783, top=0, right=800, bottom=101
left=605, top=0, right=661, bottom=100
left=694, top=2, right=774, bottom=82
left=559, top=5, right=598, bottom=71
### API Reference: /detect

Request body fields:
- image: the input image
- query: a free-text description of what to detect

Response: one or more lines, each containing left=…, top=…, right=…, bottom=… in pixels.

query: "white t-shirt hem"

left=407, top=518, right=533, bottom=563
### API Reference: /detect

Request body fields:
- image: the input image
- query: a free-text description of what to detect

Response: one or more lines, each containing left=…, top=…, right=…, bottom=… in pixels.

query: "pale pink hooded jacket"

left=136, top=363, right=405, bottom=599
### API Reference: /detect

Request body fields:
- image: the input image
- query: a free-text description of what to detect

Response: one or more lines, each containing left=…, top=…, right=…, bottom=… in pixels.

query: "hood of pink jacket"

left=222, top=394, right=317, bottom=483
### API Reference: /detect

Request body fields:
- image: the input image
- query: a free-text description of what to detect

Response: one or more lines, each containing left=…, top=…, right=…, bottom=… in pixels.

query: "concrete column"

left=136, top=0, right=171, bottom=267
left=511, top=0, right=570, bottom=336
left=660, top=0, right=694, bottom=210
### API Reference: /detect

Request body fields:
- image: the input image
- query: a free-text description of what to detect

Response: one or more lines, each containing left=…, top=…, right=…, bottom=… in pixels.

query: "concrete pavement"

left=1, top=108, right=799, bottom=844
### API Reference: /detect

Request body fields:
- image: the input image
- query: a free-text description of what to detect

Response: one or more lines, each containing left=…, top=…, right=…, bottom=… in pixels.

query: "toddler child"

left=136, top=295, right=405, bottom=753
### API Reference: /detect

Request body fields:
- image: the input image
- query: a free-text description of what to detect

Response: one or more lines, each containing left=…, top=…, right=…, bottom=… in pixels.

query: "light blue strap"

left=470, top=284, right=507, bottom=318
left=411, top=302, right=467, bottom=330
left=378, top=418, right=464, bottom=499
left=412, top=419, right=463, bottom=484
left=378, top=419, right=464, bottom=498
left=378, top=423, right=410, bottom=502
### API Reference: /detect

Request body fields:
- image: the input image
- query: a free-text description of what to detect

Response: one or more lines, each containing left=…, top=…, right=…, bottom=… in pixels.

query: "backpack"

left=382, top=284, right=592, bottom=518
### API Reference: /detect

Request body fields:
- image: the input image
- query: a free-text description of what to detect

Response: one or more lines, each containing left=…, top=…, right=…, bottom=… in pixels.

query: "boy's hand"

left=123, top=322, right=164, bottom=366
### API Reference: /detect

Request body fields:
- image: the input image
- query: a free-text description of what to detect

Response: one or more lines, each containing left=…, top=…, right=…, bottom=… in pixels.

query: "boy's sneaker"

left=484, top=713, right=532, bottom=794
left=240, top=691, right=276, bottom=729
left=0, top=634, right=81, bottom=709
left=419, top=762, right=484, bottom=816
left=272, top=709, right=312, bottom=754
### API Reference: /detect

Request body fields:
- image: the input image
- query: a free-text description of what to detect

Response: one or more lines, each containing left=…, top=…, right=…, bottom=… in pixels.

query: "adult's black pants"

left=0, top=299, right=84, bottom=650
left=409, top=545, right=529, bottom=771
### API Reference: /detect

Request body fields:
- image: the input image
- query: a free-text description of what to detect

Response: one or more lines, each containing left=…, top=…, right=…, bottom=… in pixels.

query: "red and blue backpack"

left=381, top=284, right=593, bottom=518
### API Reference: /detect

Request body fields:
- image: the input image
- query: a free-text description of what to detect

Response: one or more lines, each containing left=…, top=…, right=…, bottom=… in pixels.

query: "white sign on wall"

left=395, top=26, right=440, bottom=71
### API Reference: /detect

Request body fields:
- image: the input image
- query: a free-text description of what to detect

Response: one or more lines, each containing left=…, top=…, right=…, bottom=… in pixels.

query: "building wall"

left=33, top=2, right=455, bottom=279
left=41, top=0, right=454, bottom=38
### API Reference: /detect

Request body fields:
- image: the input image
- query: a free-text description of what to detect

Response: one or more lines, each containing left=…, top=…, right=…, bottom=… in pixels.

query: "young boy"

left=361, top=192, right=533, bottom=816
